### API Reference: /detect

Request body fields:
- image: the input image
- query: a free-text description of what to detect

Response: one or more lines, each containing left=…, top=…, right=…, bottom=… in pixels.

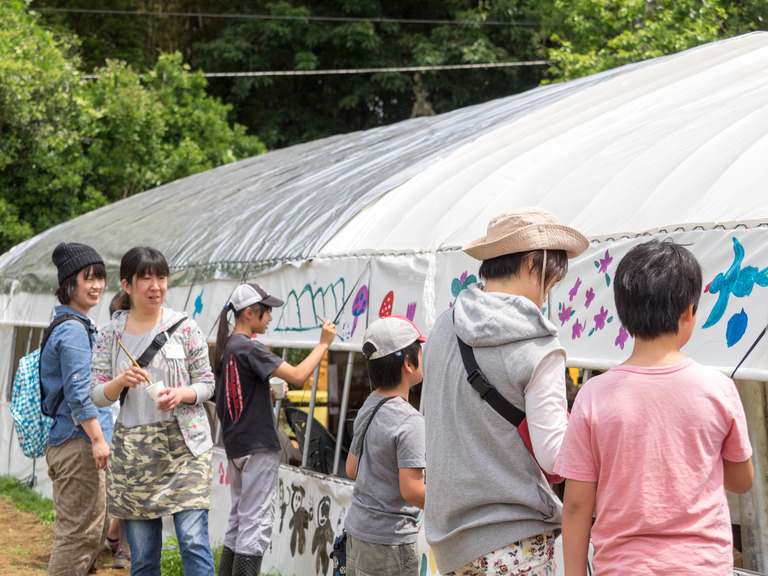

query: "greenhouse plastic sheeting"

left=2, top=32, right=768, bottom=378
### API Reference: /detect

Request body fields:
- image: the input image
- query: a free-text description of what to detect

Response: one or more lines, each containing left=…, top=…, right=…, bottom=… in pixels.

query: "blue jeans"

left=124, top=509, right=214, bottom=576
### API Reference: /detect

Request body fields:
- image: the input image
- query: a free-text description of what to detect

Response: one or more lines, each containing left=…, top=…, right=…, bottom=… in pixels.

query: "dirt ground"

left=0, top=497, right=123, bottom=575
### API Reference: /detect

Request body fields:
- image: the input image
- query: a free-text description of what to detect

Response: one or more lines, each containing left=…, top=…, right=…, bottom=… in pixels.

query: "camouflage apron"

left=107, top=419, right=212, bottom=519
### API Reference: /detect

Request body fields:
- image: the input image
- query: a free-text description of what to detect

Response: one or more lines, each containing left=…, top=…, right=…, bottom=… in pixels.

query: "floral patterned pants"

left=444, top=532, right=556, bottom=576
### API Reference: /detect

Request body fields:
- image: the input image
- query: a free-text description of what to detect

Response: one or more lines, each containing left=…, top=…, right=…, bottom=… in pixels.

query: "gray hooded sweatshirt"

left=423, top=283, right=564, bottom=573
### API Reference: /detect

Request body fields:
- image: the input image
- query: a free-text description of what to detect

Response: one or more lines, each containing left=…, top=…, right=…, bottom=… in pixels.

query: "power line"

left=31, top=6, right=558, bottom=27
left=82, top=60, right=551, bottom=80
left=202, top=61, right=552, bottom=77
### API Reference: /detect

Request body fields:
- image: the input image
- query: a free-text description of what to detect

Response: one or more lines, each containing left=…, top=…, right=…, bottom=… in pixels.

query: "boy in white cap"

left=344, top=315, right=427, bottom=576
left=423, top=207, right=589, bottom=576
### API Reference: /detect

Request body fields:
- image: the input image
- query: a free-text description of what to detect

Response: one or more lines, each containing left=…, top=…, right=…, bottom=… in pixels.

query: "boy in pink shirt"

left=555, top=240, right=754, bottom=576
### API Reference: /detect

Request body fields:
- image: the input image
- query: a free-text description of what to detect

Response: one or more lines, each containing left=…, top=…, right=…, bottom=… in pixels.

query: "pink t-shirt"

left=555, top=359, right=752, bottom=576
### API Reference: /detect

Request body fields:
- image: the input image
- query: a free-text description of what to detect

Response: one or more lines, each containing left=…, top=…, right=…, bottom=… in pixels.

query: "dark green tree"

left=0, top=2, right=265, bottom=253
left=0, top=0, right=95, bottom=250
left=191, top=0, right=550, bottom=148
left=32, top=0, right=554, bottom=149
left=543, top=0, right=766, bottom=82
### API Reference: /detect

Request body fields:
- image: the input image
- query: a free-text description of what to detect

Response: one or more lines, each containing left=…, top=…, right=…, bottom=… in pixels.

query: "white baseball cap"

left=227, top=283, right=284, bottom=312
left=362, top=315, right=425, bottom=360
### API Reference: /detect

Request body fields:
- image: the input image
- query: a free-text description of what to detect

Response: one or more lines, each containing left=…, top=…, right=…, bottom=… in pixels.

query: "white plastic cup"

left=145, top=380, right=165, bottom=405
left=270, top=377, right=286, bottom=400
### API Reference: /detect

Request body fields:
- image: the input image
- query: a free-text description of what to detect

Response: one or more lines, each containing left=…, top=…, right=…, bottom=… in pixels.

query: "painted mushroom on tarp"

left=351, top=285, right=368, bottom=336
left=379, top=290, right=394, bottom=318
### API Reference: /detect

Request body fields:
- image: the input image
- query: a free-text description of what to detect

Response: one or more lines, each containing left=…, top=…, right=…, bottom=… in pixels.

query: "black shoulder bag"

left=118, top=317, right=186, bottom=406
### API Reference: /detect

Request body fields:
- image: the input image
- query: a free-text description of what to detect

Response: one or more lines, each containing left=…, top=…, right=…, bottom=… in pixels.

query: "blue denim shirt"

left=40, top=305, right=114, bottom=446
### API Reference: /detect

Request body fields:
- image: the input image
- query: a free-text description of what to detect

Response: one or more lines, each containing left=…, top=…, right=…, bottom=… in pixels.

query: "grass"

left=0, top=476, right=286, bottom=576
left=0, top=476, right=55, bottom=524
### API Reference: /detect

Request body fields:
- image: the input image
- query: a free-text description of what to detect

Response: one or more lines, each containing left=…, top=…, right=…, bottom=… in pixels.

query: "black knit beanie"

left=52, top=242, right=104, bottom=285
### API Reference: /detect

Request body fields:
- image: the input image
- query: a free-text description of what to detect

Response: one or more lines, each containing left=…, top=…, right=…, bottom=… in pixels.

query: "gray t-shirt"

left=344, top=392, right=425, bottom=545
left=115, top=330, right=174, bottom=426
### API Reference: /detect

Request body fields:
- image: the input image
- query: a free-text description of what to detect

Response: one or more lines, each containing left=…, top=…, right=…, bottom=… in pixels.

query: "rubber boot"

left=232, top=553, right=263, bottom=576
left=218, top=545, right=236, bottom=576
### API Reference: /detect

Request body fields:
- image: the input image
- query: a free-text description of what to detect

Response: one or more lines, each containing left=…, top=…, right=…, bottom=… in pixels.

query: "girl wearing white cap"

left=213, top=283, right=337, bottom=576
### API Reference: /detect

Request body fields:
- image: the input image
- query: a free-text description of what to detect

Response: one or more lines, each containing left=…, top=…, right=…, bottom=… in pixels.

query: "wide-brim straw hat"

left=463, top=207, right=589, bottom=260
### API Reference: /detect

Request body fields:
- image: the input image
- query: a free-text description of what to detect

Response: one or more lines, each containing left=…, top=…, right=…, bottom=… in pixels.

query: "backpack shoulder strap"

left=41, top=313, right=94, bottom=355
left=40, top=313, right=95, bottom=417
left=453, top=309, right=526, bottom=428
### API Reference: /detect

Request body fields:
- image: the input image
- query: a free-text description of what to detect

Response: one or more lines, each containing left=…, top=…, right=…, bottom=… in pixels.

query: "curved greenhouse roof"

left=2, top=32, right=768, bottom=377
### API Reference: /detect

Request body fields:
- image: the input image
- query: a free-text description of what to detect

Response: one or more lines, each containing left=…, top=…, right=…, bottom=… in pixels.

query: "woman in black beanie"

left=41, top=242, right=115, bottom=575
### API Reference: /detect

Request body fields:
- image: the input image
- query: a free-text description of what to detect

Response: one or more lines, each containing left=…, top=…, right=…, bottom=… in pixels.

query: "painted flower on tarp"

left=568, top=277, right=582, bottom=302
left=558, top=303, right=574, bottom=327
left=595, top=249, right=613, bottom=286
left=450, top=271, right=477, bottom=307
left=588, top=306, right=613, bottom=336
left=584, top=287, right=595, bottom=308
left=572, top=318, right=585, bottom=339
left=615, top=326, right=629, bottom=350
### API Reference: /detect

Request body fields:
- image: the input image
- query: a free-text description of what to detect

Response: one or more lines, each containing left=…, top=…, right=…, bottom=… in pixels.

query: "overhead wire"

left=82, top=60, right=551, bottom=80
left=36, top=6, right=555, bottom=79
left=30, top=6, right=563, bottom=28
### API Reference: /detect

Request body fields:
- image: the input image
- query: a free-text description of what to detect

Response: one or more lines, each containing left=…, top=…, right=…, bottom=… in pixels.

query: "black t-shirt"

left=215, top=334, right=282, bottom=459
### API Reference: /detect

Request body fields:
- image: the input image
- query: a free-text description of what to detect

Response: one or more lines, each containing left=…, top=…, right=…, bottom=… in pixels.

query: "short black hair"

left=365, top=339, right=421, bottom=390
left=614, top=239, right=702, bottom=340
left=479, top=249, right=569, bottom=287
left=113, top=246, right=170, bottom=311
left=55, top=263, right=107, bottom=305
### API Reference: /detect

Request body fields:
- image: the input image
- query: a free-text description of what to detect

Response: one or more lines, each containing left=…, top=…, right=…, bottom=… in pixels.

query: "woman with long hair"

left=90, top=246, right=215, bottom=576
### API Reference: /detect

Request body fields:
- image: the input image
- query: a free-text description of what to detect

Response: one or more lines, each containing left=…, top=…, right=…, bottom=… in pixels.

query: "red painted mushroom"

left=379, top=290, right=394, bottom=318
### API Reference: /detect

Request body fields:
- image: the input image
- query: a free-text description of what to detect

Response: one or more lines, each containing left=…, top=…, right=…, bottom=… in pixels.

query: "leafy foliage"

left=0, top=0, right=90, bottom=250
left=191, top=0, right=549, bottom=148
left=33, top=0, right=551, bottom=149
left=543, top=0, right=766, bottom=82
left=0, top=2, right=265, bottom=253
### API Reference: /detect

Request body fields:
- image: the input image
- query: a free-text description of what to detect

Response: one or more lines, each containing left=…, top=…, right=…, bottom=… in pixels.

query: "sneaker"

left=113, top=549, right=131, bottom=569
left=104, top=537, right=119, bottom=554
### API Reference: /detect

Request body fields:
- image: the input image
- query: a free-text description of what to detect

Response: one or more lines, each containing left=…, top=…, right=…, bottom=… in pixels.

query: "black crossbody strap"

left=134, top=317, right=186, bottom=368
left=456, top=336, right=526, bottom=428
left=356, top=395, right=397, bottom=475
left=41, top=314, right=95, bottom=418
left=119, top=317, right=187, bottom=405
left=453, top=309, right=526, bottom=428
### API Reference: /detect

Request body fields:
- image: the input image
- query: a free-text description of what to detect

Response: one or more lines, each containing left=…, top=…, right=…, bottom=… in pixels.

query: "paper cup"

left=270, top=377, right=286, bottom=400
left=145, top=380, right=165, bottom=405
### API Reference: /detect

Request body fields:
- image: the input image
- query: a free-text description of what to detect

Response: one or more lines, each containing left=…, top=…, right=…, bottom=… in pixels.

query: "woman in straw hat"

left=422, top=207, right=589, bottom=576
